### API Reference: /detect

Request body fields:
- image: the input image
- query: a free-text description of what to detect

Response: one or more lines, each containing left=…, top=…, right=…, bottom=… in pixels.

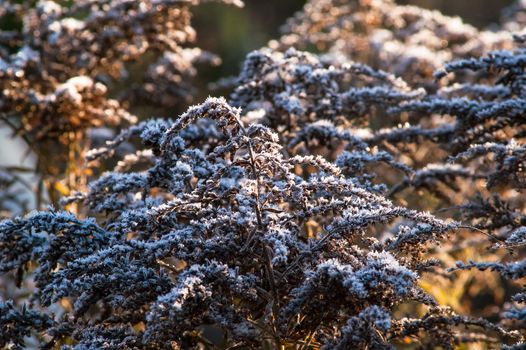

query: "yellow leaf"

left=54, top=182, right=70, bottom=196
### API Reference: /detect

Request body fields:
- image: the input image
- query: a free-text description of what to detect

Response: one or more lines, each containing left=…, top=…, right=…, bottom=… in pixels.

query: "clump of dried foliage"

left=0, top=0, right=241, bottom=204
left=1, top=0, right=526, bottom=349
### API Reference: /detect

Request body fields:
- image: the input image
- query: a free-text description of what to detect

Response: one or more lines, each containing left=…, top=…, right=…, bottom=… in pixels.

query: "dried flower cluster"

left=0, top=0, right=223, bottom=141
left=0, top=0, right=241, bottom=204
left=2, top=0, right=526, bottom=349
left=274, top=0, right=515, bottom=88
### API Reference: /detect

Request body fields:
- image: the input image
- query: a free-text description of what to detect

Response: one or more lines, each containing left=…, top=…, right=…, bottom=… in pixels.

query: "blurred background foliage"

left=190, top=0, right=516, bottom=104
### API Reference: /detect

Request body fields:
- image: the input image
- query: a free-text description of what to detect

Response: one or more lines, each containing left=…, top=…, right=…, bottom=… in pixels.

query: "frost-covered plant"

left=3, top=97, right=520, bottom=348
left=224, top=2, right=526, bottom=345
left=3, top=1, right=526, bottom=349
left=274, top=0, right=515, bottom=87
left=231, top=48, right=422, bottom=130
left=229, top=48, right=420, bottom=191
left=0, top=0, right=242, bottom=205
left=0, top=301, right=52, bottom=350
left=412, top=40, right=526, bottom=343
left=274, top=20, right=526, bottom=342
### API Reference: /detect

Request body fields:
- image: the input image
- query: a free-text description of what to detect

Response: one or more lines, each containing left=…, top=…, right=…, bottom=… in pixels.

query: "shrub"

left=0, top=0, right=241, bottom=206
left=1, top=0, right=526, bottom=349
